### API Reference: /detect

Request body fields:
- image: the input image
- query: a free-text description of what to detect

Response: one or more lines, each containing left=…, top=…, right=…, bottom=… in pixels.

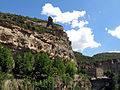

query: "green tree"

left=104, top=69, right=113, bottom=78
left=47, top=76, right=55, bottom=90
left=77, top=68, right=87, bottom=74
left=23, top=52, right=34, bottom=73
left=49, top=67, right=58, bottom=77
left=15, top=52, right=34, bottom=75
left=103, top=70, right=119, bottom=90
left=66, top=62, right=77, bottom=78
left=35, top=53, right=52, bottom=79
left=112, top=74, right=119, bottom=90
left=46, top=16, right=53, bottom=27
left=53, top=56, right=65, bottom=76
left=62, top=74, right=72, bottom=87
left=39, top=76, right=55, bottom=90
left=0, top=44, right=15, bottom=72
left=15, top=55, right=23, bottom=74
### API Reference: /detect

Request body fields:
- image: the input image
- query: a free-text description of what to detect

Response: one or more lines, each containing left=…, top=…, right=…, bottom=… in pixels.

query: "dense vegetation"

left=0, top=44, right=15, bottom=89
left=0, top=43, right=78, bottom=89
left=0, top=45, right=119, bottom=89
left=74, top=51, right=93, bottom=67
left=93, top=52, right=120, bottom=61
left=74, top=51, right=120, bottom=90
left=102, top=69, right=120, bottom=90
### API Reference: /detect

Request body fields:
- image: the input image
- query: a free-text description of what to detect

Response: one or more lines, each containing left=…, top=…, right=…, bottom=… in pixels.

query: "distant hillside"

left=93, top=52, right=120, bottom=61
left=74, top=51, right=120, bottom=67
left=73, top=51, right=93, bottom=67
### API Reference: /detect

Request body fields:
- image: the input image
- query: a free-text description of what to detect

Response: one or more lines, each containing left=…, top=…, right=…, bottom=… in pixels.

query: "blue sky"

left=1, top=0, right=120, bottom=56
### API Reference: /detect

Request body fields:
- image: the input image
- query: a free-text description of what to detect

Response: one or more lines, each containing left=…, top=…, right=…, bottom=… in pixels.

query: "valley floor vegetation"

left=0, top=43, right=81, bottom=89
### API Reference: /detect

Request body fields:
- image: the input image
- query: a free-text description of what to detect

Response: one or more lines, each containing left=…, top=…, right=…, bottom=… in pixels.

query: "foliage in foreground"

left=102, top=69, right=120, bottom=90
left=0, top=43, right=77, bottom=89
left=0, top=44, right=15, bottom=72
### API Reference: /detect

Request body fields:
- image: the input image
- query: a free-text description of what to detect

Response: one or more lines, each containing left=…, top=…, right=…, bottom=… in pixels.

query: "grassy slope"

left=0, top=12, right=62, bottom=34
left=74, top=51, right=120, bottom=67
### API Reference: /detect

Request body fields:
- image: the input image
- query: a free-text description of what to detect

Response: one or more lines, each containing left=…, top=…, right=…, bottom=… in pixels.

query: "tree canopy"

left=0, top=44, right=15, bottom=72
left=66, top=61, right=77, bottom=78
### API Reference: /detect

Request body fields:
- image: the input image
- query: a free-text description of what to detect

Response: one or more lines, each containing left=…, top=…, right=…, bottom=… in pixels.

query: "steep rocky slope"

left=0, top=12, right=76, bottom=64
left=0, top=12, right=93, bottom=90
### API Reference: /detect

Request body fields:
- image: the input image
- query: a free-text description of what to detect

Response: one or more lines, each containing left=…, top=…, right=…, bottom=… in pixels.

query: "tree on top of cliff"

left=46, top=16, right=53, bottom=28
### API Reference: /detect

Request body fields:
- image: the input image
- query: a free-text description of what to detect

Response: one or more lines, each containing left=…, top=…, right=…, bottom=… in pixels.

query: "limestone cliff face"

left=0, top=21, right=76, bottom=64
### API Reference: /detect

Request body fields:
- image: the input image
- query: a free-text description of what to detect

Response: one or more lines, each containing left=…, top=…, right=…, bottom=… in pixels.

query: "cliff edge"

left=0, top=12, right=76, bottom=64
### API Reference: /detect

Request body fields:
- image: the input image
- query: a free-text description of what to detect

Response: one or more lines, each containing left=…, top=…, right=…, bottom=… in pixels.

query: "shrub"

left=66, top=62, right=77, bottom=78
left=35, top=53, right=52, bottom=79
left=62, top=74, right=72, bottom=87
left=0, top=44, right=15, bottom=72
left=15, top=52, right=34, bottom=76
left=104, top=69, right=113, bottom=78
left=53, top=56, right=65, bottom=76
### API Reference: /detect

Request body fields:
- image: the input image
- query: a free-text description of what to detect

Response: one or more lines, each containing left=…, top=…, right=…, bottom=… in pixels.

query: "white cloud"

left=105, top=27, right=108, bottom=31
left=71, top=20, right=88, bottom=28
left=108, top=26, right=120, bottom=39
left=108, top=51, right=120, bottom=53
left=66, top=28, right=101, bottom=52
left=42, top=3, right=61, bottom=16
left=42, top=3, right=101, bottom=52
left=42, top=3, right=86, bottom=23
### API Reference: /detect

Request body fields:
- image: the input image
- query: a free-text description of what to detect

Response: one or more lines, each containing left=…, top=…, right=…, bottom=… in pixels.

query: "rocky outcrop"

left=96, top=59, right=120, bottom=74
left=3, top=79, right=37, bottom=90
left=54, top=74, right=91, bottom=90
left=3, top=79, right=24, bottom=90
left=0, top=21, right=76, bottom=64
left=86, top=59, right=120, bottom=77
left=73, top=74, right=91, bottom=90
